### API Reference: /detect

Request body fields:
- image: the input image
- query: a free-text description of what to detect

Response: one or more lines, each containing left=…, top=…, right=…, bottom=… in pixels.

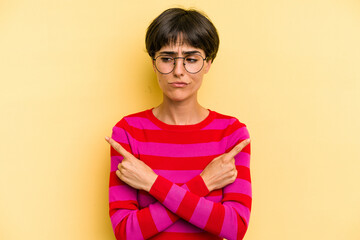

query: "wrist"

left=186, top=175, right=210, bottom=196
left=145, top=173, right=158, bottom=192
left=200, top=173, right=213, bottom=192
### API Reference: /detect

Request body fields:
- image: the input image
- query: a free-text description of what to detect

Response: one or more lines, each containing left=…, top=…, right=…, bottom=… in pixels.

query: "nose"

left=173, top=57, right=185, bottom=76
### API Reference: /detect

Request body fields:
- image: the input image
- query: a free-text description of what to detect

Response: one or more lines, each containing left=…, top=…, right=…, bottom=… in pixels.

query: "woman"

left=105, top=8, right=251, bottom=240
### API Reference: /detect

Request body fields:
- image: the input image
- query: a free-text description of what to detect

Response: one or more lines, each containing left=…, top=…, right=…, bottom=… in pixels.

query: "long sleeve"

left=109, top=110, right=251, bottom=240
left=148, top=123, right=251, bottom=240
left=109, top=125, right=211, bottom=239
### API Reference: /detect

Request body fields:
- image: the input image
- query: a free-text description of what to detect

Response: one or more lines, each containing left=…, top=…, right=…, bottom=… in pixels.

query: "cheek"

left=156, top=75, right=168, bottom=90
left=194, top=80, right=203, bottom=91
left=192, top=75, right=204, bottom=88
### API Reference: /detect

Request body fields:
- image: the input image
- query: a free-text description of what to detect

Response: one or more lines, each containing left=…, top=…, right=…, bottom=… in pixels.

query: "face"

left=153, top=42, right=212, bottom=103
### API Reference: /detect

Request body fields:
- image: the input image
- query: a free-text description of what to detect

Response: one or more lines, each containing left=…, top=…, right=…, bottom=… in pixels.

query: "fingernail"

left=246, top=139, right=251, bottom=143
left=105, top=136, right=110, bottom=141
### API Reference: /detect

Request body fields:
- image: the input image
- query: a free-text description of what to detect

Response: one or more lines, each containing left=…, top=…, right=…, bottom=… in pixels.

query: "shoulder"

left=112, top=108, right=156, bottom=130
left=210, top=111, right=250, bottom=152
left=209, top=110, right=247, bottom=129
left=209, top=110, right=250, bottom=145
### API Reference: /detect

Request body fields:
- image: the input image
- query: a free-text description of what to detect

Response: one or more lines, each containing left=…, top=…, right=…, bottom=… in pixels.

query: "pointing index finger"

left=226, top=138, right=250, bottom=160
left=105, top=136, right=131, bottom=158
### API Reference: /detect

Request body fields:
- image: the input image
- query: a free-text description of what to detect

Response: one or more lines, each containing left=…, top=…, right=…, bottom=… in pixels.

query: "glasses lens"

left=154, top=54, right=205, bottom=74
left=184, top=54, right=204, bottom=74
left=155, top=56, right=174, bottom=74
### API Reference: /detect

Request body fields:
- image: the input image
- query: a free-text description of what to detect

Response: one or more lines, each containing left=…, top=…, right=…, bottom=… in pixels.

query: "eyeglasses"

left=153, top=54, right=207, bottom=74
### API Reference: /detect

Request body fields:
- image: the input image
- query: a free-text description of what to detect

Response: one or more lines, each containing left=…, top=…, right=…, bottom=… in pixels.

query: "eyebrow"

left=158, top=50, right=202, bottom=55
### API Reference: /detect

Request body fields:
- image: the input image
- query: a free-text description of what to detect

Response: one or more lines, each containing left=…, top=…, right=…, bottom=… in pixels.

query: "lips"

left=169, top=82, right=189, bottom=88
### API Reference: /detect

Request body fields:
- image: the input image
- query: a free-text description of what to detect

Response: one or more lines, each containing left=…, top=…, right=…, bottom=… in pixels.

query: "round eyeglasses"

left=153, top=54, right=207, bottom=74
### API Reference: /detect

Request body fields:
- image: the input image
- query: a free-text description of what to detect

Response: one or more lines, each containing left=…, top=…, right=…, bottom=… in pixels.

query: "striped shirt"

left=109, top=109, right=251, bottom=240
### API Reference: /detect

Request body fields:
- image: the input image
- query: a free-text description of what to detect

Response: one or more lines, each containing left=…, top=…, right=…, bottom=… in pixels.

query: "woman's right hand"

left=200, top=139, right=250, bottom=192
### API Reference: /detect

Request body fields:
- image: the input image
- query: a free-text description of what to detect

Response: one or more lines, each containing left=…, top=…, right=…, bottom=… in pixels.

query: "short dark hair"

left=145, top=8, right=219, bottom=62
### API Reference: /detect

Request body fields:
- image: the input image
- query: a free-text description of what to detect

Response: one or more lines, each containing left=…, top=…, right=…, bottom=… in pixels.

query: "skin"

left=152, top=42, right=212, bottom=125
left=105, top=42, right=250, bottom=192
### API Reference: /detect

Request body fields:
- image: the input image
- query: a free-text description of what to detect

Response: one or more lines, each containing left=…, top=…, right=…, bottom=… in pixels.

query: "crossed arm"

left=106, top=131, right=251, bottom=240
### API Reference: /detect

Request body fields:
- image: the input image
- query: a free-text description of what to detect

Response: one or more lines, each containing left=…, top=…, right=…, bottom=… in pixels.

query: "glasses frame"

left=152, top=54, right=207, bottom=75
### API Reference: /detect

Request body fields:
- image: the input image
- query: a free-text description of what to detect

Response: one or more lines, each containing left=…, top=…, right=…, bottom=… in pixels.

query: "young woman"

left=105, top=8, right=251, bottom=240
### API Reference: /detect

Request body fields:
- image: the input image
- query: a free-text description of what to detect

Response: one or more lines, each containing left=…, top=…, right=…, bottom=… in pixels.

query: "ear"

left=203, top=59, right=212, bottom=74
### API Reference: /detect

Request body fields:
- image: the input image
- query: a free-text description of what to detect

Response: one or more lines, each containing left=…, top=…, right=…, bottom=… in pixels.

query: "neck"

left=153, top=96, right=209, bottom=125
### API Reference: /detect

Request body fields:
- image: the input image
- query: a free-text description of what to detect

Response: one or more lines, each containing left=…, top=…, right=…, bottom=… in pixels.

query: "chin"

left=168, top=96, right=189, bottom=102
left=164, top=92, right=193, bottom=103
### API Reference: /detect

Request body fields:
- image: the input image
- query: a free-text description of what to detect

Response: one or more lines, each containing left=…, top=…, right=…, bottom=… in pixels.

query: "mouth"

left=168, top=82, right=189, bottom=88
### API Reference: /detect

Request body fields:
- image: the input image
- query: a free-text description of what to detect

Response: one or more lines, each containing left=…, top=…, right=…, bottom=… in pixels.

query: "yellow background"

left=1, top=0, right=359, bottom=239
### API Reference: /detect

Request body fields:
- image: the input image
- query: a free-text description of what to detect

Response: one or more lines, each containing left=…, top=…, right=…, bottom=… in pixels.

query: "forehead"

left=157, top=42, right=205, bottom=56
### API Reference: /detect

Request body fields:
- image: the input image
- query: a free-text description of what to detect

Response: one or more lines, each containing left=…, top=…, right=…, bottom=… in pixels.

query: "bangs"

left=164, top=33, right=191, bottom=49
left=150, top=15, right=203, bottom=53
left=146, top=8, right=219, bottom=61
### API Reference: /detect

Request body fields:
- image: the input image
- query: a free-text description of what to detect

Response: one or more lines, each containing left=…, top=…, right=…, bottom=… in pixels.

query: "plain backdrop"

left=1, top=0, right=359, bottom=239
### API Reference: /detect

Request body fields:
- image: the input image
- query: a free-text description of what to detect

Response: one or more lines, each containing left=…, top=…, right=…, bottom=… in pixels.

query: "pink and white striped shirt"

left=109, top=109, right=251, bottom=240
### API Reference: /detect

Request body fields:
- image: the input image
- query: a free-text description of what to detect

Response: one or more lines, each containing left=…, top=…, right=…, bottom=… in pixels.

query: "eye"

left=185, top=56, right=199, bottom=63
left=159, top=56, right=173, bottom=63
left=185, top=54, right=202, bottom=64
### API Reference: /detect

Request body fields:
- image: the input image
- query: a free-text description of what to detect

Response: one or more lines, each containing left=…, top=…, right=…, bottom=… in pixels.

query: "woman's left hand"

left=105, top=136, right=158, bottom=192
